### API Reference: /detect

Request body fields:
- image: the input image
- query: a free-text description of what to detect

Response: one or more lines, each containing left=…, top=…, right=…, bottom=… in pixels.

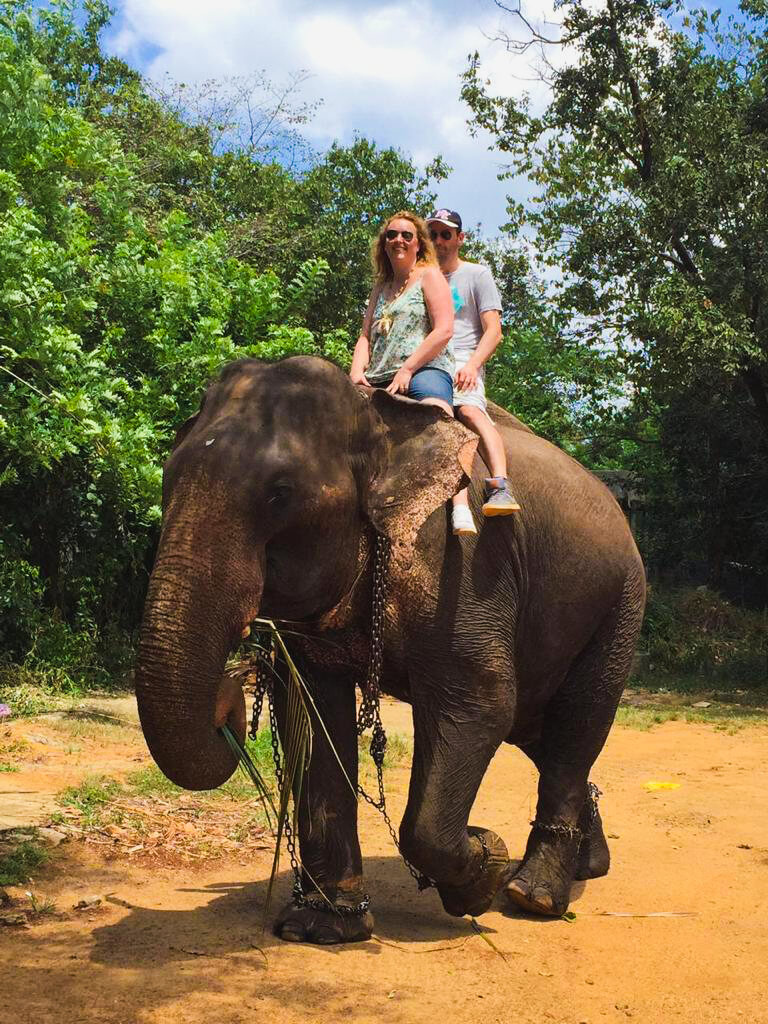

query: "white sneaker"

left=452, top=504, right=477, bottom=536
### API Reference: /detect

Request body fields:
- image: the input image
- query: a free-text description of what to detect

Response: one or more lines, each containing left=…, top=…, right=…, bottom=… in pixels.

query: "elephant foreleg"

left=399, top=680, right=514, bottom=918
left=271, top=656, right=371, bottom=944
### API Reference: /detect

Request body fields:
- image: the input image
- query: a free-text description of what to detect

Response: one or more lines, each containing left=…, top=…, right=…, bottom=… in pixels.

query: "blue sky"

left=101, top=0, right=557, bottom=236
left=99, top=0, right=747, bottom=239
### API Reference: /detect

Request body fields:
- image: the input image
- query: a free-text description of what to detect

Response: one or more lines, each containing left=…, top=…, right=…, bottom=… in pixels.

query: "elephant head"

left=135, top=356, right=476, bottom=790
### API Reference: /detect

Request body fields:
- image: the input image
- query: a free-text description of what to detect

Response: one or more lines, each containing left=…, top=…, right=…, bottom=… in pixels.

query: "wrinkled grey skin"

left=135, top=356, right=646, bottom=944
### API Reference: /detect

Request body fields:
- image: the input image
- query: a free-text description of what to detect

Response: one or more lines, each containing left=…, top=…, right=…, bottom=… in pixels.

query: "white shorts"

left=453, top=350, right=488, bottom=413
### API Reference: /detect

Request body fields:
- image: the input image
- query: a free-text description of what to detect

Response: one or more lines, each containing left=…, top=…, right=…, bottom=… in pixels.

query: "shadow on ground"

left=88, top=855, right=492, bottom=969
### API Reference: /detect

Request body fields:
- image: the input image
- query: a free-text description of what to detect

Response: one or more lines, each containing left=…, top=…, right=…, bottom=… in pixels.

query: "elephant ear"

left=169, top=412, right=199, bottom=452
left=366, top=389, right=478, bottom=568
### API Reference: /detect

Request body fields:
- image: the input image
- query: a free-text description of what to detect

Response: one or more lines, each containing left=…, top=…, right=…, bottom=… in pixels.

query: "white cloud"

left=107, top=0, right=564, bottom=234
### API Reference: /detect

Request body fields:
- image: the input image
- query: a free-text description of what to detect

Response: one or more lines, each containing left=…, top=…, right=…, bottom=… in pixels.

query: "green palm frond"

left=229, top=617, right=357, bottom=921
left=281, top=258, right=330, bottom=321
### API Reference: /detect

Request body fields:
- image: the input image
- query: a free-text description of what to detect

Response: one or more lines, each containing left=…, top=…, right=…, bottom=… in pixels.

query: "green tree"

left=0, top=2, right=334, bottom=674
left=462, top=0, right=768, bottom=585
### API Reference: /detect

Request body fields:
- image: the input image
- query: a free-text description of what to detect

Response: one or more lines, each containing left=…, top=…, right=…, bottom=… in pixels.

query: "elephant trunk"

left=135, top=541, right=263, bottom=791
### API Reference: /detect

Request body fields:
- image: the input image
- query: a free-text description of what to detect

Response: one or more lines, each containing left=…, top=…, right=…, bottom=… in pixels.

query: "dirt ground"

left=1, top=697, right=768, bottom=1024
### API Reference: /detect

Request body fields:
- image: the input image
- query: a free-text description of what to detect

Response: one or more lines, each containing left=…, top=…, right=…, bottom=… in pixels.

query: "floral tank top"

left=367, top=280, right=454, bottom=384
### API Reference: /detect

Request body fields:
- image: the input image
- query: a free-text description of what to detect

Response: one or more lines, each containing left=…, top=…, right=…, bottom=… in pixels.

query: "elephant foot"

left=575, top=803, right=610, bottom=881
left=506, top=825, right=581, bottom=918
left=273, top=899, right=373, bottom=944
left=438, top=827, right=510, bottom=918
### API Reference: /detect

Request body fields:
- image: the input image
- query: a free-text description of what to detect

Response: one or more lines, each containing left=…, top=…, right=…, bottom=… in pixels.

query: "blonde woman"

left=350, top=211, right=454, bottom=416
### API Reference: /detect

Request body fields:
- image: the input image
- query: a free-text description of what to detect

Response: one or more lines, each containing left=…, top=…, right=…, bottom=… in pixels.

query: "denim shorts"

left=374, top=366, right=453, bottom=404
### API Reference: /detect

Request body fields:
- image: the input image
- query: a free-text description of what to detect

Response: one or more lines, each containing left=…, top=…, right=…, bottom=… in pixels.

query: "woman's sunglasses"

left=385, top=229, right=414, bottom=242
left=430, top=229, right=455, bottom=241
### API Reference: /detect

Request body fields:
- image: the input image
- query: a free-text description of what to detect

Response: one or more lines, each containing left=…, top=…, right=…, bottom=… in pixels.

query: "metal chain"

left=355, top=535, right=433, bottom=891
left=529, top=781, right=603, bottom=842
left=529, top=819, right=582, bottom=841
left=356, top=532, right=389, bottom=734
left=585, top=781, right=603, bottom=836
left=250, top=532, right=433, bottom=918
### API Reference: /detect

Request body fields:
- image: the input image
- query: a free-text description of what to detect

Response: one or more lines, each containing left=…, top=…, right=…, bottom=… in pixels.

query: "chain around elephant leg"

left=506, top=781, right=602, bottom=916
left=575, top=782, right=610, bottom=880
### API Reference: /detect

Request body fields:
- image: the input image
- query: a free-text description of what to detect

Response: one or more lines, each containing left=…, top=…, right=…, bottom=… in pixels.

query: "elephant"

left=135, top=355, right=646, bottom=944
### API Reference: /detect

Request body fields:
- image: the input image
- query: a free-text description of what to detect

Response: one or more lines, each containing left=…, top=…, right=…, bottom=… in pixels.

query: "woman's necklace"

left=377, top=269, right=413, bottom=337
left=387, top=267, right=413, bottom=303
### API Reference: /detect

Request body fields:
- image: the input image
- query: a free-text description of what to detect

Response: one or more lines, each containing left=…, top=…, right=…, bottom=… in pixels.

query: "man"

left=426, top=209, right=520, bottom=535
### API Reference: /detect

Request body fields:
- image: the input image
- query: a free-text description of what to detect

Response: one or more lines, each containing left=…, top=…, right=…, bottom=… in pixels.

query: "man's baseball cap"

left=427, top=209, right=462, bottom=231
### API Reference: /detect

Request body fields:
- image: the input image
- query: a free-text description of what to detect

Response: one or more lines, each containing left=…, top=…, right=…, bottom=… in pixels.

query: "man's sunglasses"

left=430, top=229, right=455, bottom=241
left=385, top=228, right=414, bottom=242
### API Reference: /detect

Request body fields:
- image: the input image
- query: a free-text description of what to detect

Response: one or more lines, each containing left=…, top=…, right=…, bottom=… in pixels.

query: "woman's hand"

left=386, top=366, right=413, bottom=395
left=349, top=367, right=371, bottom=386
left=455, top=361, right=479, bottom=392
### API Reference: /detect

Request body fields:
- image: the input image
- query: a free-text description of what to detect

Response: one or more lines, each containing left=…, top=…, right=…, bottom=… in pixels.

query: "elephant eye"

left=268, top=482, right=293, bottom=507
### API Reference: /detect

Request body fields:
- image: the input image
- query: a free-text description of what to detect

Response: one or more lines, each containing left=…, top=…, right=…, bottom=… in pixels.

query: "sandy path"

left=1, top=700, right=767, bottom=1024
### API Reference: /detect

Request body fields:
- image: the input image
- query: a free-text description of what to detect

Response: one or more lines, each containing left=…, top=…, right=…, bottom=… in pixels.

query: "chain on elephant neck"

left=249, top=532, right=433, bottom=913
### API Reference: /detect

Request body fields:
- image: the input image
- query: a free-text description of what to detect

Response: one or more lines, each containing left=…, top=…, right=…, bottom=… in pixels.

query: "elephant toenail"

left=532, top=889, right=555, bottom=912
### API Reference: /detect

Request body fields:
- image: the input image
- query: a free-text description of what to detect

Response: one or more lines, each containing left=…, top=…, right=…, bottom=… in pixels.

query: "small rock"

left=73, top=896, right=102, bottom=911
left=692, top=701, right=711, bottom=708
left=37, top=827, right=67, bottom=846
left=0, top=912, right=28, bottom=926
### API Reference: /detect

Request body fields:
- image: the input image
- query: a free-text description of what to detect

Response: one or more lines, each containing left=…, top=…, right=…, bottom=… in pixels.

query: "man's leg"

left=456, top=405, right=520, bottom=516
left=456, top=405, right=507, bottom=476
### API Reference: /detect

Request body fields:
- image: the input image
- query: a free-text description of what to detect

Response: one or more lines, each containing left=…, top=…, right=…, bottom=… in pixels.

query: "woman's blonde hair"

left=371, top=210, right=437, bottom=284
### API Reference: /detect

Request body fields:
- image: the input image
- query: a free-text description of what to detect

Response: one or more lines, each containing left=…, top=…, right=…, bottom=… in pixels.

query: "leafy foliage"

left=0, top=1, right=344, bottom=676
left=642, top=586, right=768, bottom=684
left=0, top=835, right=49, bottom=885
left=463, top=0, right=768, bottom=585
left=0, top=1, right=453, bottom=681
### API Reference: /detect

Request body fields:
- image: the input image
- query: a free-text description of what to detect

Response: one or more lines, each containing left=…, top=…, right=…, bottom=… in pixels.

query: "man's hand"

left=455, top=361, right=479, bottom=392
left=386, top=367, right=413, bottom=395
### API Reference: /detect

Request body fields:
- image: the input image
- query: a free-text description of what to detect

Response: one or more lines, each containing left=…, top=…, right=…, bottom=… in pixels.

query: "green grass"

left=0, top=680, right=78, bottom=718
left=56, top=726, right=411, bottom=843
left=125, top=728, right=277, bottom=802
left=57, top=774, right=124, bottom=826
left=0, top=736, right=29, bottom=773
left=358, top=730, right=412, bottom=770
left=57, top=729, right=279, bottom=826
left=0, top=835, right=49, bottom=886
left=632, top=675, right=768, bottom=702
left=47, top=714, right=137, bottom=743
left=25, top=890, right=57, bottom=916
left=616, top=702, right=768, bottom=732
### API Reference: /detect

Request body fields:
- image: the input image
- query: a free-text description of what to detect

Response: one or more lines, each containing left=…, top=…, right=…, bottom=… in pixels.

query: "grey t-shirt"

left=445, top=262, right=502, bottom=364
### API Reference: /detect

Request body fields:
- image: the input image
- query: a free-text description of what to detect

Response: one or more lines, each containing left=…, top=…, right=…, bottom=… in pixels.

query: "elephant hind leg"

left=508, top=569, right=644, bottom=916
